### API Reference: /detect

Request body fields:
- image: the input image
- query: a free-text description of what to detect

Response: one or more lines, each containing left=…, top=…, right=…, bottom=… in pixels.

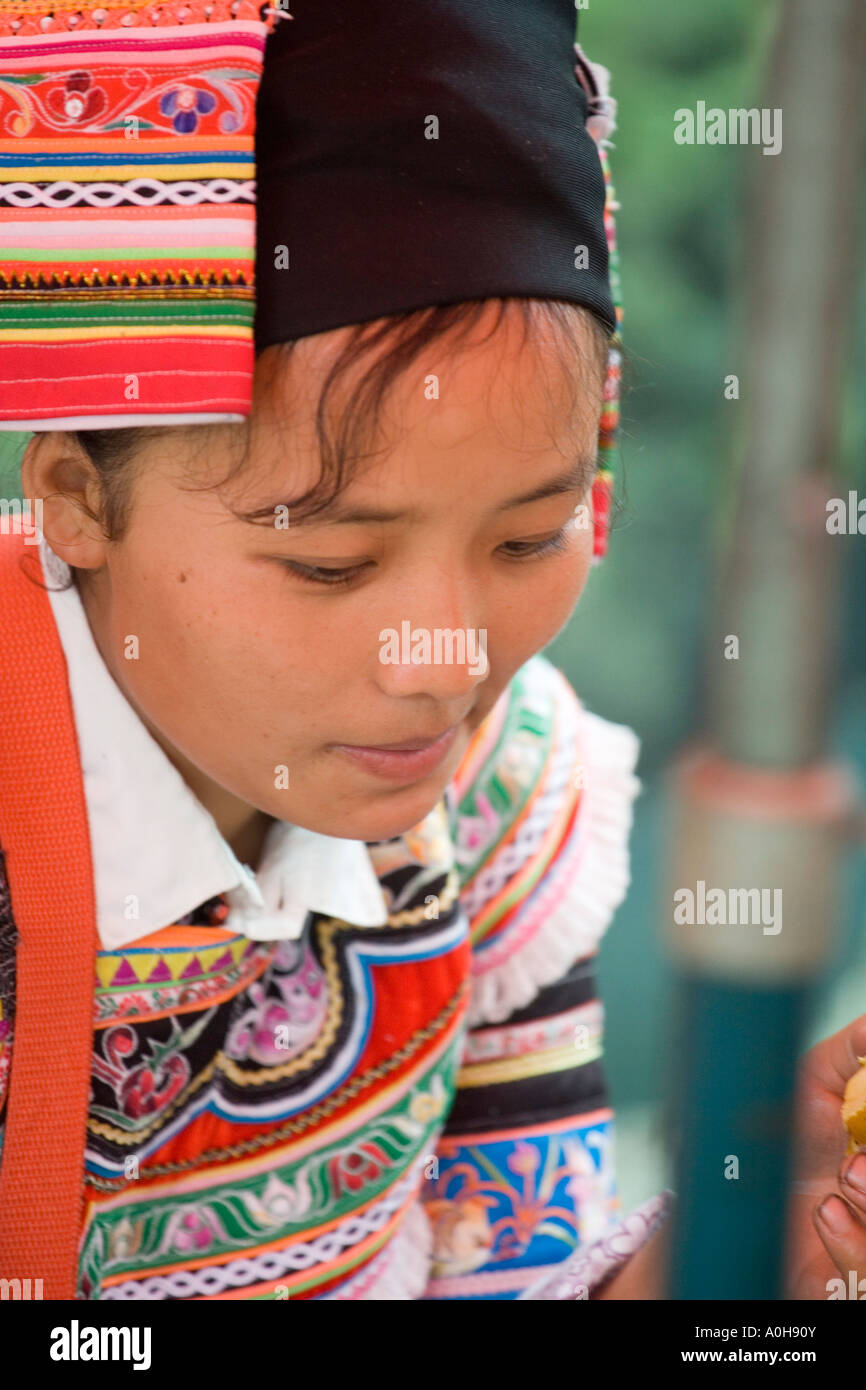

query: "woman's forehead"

left=251, top=307, right=602, bottom=442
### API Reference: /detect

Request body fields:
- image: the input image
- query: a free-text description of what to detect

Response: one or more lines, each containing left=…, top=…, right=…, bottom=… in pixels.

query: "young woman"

left=1, top=0, right=864, bottom=1303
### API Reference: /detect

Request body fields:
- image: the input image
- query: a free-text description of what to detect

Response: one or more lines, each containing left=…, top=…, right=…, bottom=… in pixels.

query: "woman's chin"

left=338, top=793, right=446, bottom=844
left=290, top=779, right=449, bottom=845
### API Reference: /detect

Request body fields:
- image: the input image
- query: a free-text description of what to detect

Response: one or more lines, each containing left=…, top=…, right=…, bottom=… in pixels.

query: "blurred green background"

left=546, top=0, right=866, bottom=1209
left=2, top=0, right=864, bottom=1215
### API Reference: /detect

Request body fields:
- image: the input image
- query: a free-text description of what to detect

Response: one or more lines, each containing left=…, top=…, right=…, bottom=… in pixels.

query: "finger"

left=798, top=1013, right=866, bottom=1101
left=792, top=1018, right=866, bottom=1179
left=840, top=1152, right=866, bottom=1221
left=814, top=1194, right=866, bottom=1289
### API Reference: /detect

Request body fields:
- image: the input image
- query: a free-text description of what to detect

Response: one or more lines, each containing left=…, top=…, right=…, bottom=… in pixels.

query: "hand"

left=785, top=1011, right=866, bottom=1300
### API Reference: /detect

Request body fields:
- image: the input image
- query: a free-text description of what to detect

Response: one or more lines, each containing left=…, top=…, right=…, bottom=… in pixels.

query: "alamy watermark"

left=50, top=1321, right=151, bottom=1370
left=379, top=623, right=488, bottom=678
left=0, top=497, right=42, bottom=544
left=674, top=103, right=782, bottom=157
left=673, top=880, right=782, bottom=936
left=826, top=491, right=866, bottom=534
left=0, top=1276, right=43, bottom=1299
left=827, top=1271, right=866, bottom=1300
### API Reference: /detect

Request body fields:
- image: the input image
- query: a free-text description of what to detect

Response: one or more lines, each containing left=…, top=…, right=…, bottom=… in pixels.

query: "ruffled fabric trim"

left=517, top=1189, right=675, bottom=1300
left=322, top=1195, right=433, bottom=1301
left=574, top=42, right=618, bottom=148
left=466, top=705, right=640, bottom=1027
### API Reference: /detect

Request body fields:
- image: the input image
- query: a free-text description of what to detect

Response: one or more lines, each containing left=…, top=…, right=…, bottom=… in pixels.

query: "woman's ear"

left=21, top=432, right=110, bottom=572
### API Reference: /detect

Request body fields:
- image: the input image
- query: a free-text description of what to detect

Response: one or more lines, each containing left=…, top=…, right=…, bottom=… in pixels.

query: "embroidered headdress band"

left=0, top=0, right=286, bottom=430
left=0, top=0, right=621, bottom=557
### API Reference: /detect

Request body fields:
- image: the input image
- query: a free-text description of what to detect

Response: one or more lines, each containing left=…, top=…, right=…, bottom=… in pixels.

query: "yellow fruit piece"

left=842, top=1055, right=866, bottom=1149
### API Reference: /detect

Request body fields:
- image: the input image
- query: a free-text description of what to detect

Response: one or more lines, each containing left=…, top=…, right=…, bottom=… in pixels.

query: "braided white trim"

left=459, top=733, right=577, bottom=920
left=0, top=179, right=255, bottom=209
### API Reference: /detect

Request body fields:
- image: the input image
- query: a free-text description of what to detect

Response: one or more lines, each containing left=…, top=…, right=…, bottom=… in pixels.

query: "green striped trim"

left=1, top=297, right=252, bottom=321
left=6, top=245, right=251, bottom=262
left=0, top=300, right=254, bottom=327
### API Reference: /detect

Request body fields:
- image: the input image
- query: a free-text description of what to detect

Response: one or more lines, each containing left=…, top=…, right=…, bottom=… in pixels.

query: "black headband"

left=253, top=0, right=615, bottom=352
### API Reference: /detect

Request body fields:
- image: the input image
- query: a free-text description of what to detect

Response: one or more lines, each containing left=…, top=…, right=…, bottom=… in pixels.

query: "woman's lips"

left=332, top=724, right=461, bottom=783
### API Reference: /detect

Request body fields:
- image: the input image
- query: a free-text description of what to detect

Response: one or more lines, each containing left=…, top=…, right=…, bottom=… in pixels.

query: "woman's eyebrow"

left=237, top=456, right=597, bottom=528
left=497, top=455, right=597, bottom=511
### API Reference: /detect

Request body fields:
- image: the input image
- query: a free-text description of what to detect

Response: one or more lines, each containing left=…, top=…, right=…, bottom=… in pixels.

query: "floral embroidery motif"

left=225, top=938, right=328, bottom=1065
left=425, top=1119, right=617, bottom=1278
left=425, top=1194, right=498, bottom=1276
left=90, top=1012, right=213, bottom=1127
left=171, top=1210, right=216, bottom=1254
left=562, top=1129, right=616, bottom=1245
left=159, top=83, right=216, bottom=134
left=79, top=1049, right=463, bottom=1293
left=0, top=53, right=261, bottom=141
left=328, top=1141, right=391, bottom=1198
left=46, top=70, right=108, bottom=125
left=451, top=667, right=551, bottom=877
left=408, top=1072, right=448, bottom=1126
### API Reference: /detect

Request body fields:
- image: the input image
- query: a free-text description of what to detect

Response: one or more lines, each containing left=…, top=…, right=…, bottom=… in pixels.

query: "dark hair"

left=72, top=296, right=614, bottom=541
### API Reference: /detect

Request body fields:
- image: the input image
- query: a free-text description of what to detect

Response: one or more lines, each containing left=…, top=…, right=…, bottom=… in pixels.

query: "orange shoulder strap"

left=0, top=533, right=97, bottom=1300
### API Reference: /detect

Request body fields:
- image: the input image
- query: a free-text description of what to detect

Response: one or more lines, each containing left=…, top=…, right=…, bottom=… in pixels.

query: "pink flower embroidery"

left=174, top=1211, right=214, bottom=1253
left=507, top=1141, right=541, bottom=1177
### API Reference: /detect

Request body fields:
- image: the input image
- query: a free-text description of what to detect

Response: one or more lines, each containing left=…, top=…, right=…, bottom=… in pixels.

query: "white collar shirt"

left=39, top=540, right=391, bottom=952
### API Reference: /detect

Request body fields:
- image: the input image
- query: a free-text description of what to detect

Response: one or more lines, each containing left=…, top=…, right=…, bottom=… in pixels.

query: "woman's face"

left=33, top=304, right=605, bottom=843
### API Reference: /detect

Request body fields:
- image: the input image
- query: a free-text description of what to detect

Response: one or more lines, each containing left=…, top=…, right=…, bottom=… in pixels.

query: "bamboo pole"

left=664, top=0, right=866, bottom=1300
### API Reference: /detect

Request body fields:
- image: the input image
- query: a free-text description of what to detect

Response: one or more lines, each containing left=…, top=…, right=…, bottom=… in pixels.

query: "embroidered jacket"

left=0, top=533, right=670, bottom=1300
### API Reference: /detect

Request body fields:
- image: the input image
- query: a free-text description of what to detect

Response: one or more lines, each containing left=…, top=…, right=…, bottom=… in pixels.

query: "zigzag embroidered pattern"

left=2, top=274, right=251, bottom=290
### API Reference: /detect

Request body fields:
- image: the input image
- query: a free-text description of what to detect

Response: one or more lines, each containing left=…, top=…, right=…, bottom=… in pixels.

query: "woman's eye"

left=279, top=527, right=573, bottom=586
left=498, top=526, right=572, bottom=560
left=281, top=560, right=371, bottom=587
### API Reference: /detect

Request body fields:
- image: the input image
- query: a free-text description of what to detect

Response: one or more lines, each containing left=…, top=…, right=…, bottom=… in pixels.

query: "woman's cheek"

left=108, top=564, right=228, bottom=709
left=503, top=546, right=591, bottom=656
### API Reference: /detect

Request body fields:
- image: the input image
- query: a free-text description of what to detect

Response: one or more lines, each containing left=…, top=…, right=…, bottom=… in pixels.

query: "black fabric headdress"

left=0, top=0, right=618, bottom=561
left=254, top=0, right=615, bottom=350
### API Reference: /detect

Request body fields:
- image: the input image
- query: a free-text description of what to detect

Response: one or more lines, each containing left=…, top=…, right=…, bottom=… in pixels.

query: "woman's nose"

left=370, top=562, right=491, bottom=695
left=373, top=617, right=490, bottom=699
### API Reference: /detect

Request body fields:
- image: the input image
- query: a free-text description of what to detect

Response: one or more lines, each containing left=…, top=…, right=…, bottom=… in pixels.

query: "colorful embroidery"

left=80, top=1044, right=463, bottom=1299
left=461, top=1006, right=603, bottom=1089
left=423, top=1113, right=618, bottom=1300
left=0, top=638, right=641, bottom=1298
left=0, top=0, right=287, bottom=426
left=462, top=999, right=603, bottom=1066
left=449, top=658, right=639, bottom=1028
left=93, top=932, right=273, bottom=1023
